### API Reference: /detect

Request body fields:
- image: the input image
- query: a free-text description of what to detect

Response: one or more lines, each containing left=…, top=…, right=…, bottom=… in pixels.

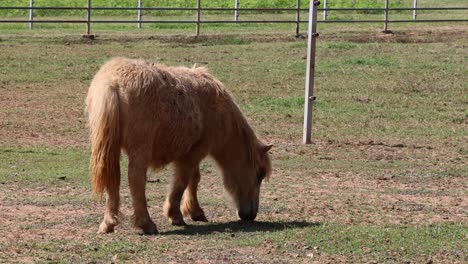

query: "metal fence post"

left=295, top=0, right=301, bottom=36
left=383, top=0, right=390, bottom=32
left=323, top=0, right=328, bottom=20
left=413, top=0, right=417, bottom=20
left=303, top=0, right=319, bottom=144
left=86, top=0, right=92, bottom=35
left=137, top=0, right=142, bottom=28
left=82, top=0, right=95, bottom=38
left=196, top=0, right=201, bottom=36
left=234, top=0, right=239, bottom=23
left=29, top=0, right=34, bottom=30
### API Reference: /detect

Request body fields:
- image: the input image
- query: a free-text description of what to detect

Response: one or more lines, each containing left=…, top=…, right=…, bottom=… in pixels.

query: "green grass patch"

left=2, top=220, right=467, bottom=262
left=304, top=223, right=466, bottom=259
left=344, top=57, right=399, bottom=67
left=0, top=146, right=89, bottom=186
left=326, top=42, right=358, bottom=50
left=231, top=222, right=467, bottom=261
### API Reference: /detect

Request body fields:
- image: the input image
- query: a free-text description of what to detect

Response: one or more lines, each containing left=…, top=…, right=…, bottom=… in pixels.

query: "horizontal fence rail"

left=0, top=1, right=467, bottom=36
left=1, top=6, right=468, bottom=11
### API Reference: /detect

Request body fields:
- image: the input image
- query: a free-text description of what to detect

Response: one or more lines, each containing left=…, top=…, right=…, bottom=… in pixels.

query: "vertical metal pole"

left=303, top=0, right=319, bottom=144
left=323, top=0, right=327, bottom=20
left=383, top=0, right=389, bottom=32
left=137, top=0, right=142, bottom=29
left=413, top=0, right=417, bottom=20
left=295, top=0, right=300, bottom=36
left=86, top=0, right=91, bottom=35
left=234, top=0, right=239, bottom=23
left=29, top=0, right=34, bottom=30
left=196, top=0, right=201, bottom=37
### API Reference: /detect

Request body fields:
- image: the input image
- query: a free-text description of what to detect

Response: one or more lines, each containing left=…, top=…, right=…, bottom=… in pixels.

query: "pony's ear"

left=261, top=144, right=273, bottom=153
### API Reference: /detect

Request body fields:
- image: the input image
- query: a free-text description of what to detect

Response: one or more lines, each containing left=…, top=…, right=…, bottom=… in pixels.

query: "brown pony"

left=86, top=57, right=272, bottom=234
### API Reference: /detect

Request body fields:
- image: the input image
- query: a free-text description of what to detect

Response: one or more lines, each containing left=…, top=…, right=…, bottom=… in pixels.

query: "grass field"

left=0, top=18, right=467, bottom=263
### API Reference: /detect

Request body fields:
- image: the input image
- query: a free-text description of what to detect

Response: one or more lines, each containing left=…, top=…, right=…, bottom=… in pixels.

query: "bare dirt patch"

left=323, top=25, right=468, bottom=44
left=0, top=185, right=95, bottom=242
left=1, top=164, right=466, bottom=262
left=86, top=25, right=468, bottom=45
left=262, top=166, right=468, bottom=226
left=0, top=82, right=88, bottom=147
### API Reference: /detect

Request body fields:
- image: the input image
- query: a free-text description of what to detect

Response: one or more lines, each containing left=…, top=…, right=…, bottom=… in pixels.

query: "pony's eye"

left=256, top=167, right=266, bottom=183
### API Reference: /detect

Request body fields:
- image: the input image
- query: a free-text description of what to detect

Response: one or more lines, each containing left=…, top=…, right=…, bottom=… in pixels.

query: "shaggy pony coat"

left=86, top=57, right=272, bottom=234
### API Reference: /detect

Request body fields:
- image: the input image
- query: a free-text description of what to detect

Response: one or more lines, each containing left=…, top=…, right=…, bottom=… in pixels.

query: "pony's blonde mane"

left=228, top=99, right=271, bottom=179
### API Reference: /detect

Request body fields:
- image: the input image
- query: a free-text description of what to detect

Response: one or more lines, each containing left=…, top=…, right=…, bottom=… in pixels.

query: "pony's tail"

left=86, top=80, right=121, bottom=198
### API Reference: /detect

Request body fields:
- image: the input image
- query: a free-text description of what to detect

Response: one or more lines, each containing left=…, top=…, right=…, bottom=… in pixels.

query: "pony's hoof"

left=191, top=214, right=208, bottom=222
left=137, top=221, right=158, bottom=235
left=170, top=218, right=187, bottom=226
left=98, top=222, right=115, bottom=234
left=181, top=206, right=207, bottom=222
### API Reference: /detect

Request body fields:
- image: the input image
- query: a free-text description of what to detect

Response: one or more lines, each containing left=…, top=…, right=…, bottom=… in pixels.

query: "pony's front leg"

left=181, top=168, right=208, bottom=222
left=163, top=162, right=192, bottom=226
left=98, top=184, right=120, bottom=234
left=128, top=157, right=157, bottom=235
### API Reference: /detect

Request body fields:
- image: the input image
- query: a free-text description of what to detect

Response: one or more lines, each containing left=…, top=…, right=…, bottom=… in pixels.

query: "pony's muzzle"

left=238, top=209, right=257, bottom=222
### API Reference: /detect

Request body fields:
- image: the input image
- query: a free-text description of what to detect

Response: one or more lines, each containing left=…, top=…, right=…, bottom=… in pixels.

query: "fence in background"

left=0, top=0, right=467, bottom=37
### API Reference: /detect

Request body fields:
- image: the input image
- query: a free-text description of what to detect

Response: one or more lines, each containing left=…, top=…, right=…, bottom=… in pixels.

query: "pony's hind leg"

left=98, top=184, right=120, bottom=234
left=163, top=161, right=194, bottom=226
left=128, top=155, right=157, bottom=235
left=181, top=167, right=208, bottom=222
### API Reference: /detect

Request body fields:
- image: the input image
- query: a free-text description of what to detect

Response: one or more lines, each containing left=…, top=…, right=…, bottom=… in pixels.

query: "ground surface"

left=0, top=22, right=467, bottom=263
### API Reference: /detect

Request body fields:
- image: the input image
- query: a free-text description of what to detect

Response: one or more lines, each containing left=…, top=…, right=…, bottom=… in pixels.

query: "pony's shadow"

left=160, top=220, right=320, bottom=236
